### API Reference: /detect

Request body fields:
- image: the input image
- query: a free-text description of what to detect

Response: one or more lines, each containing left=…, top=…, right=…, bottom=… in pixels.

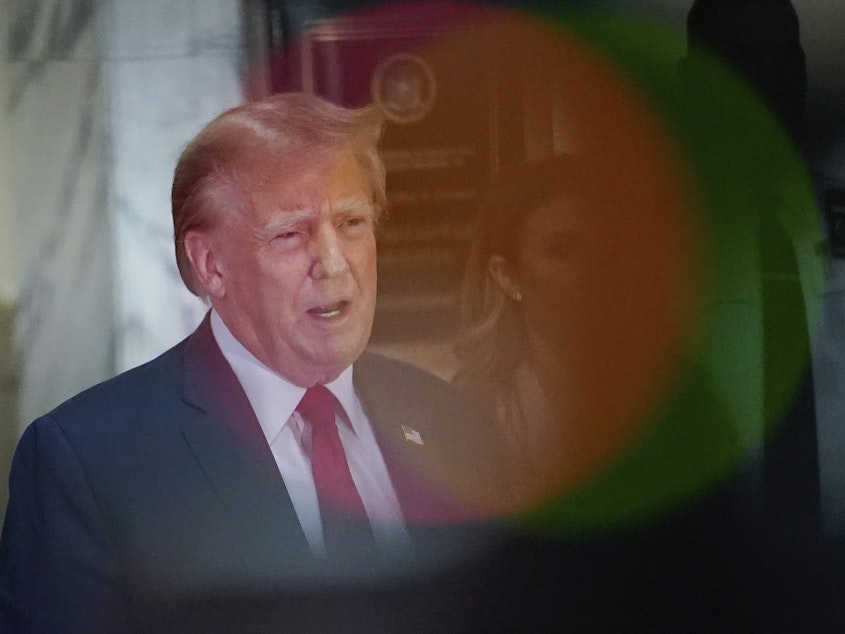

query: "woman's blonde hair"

left=454, top=155, right=601, bottom=393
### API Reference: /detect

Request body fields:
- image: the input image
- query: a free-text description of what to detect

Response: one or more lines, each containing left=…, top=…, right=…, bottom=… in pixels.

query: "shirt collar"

left=209, top=309, right=357, bottom=444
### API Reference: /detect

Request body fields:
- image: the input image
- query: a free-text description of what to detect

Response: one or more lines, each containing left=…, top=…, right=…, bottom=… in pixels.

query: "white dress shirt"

left=210, top=310, right=409, bottom=555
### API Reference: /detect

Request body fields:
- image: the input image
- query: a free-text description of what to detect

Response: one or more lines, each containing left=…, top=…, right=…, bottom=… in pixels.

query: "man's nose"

left=310, top=223, right=349, bottom=279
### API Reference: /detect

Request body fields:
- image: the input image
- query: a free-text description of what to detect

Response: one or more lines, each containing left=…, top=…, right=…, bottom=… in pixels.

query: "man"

left=0, top=93, right=505, bottom=632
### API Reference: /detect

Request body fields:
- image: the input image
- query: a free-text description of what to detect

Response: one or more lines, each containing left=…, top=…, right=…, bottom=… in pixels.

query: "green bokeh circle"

left=521, top=9, right=823, bottom=534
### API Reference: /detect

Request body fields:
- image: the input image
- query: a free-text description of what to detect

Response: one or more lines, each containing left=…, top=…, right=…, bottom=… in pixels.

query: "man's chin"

left=280, top=343, right=368, bottom=387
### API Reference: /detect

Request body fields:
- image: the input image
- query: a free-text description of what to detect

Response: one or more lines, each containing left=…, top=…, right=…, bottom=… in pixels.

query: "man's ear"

left=488, top=255, right=521, bottom=301
left=184, top=230, right=226, bottom=299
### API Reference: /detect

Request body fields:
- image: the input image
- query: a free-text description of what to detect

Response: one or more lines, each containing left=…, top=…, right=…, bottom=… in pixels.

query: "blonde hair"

left=171, top=93, right=386, bottom=295
left=454, top=156, right=601, bottom=393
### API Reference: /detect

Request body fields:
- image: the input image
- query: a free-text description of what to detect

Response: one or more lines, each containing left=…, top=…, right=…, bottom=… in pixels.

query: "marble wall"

left=1, top=0, right=248, bottom=429
left=105, top=0, right=246, bottom=373
left=0, top=305, right=18, bottom=516
left=2, top=0, right=115, bottom=429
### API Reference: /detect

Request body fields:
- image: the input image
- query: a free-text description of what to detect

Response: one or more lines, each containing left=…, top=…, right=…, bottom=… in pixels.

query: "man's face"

left=205, top=149, right=378, bottom=386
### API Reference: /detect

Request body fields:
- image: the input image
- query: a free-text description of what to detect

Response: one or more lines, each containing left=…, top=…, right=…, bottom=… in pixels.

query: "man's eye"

left=270, top=230, right=304, bottom=249
left=341, top=217, right=370, bottom=230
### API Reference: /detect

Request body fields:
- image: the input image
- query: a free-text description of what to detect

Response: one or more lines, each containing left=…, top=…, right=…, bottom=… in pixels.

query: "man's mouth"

left=307, top=300, right=349, bottom=318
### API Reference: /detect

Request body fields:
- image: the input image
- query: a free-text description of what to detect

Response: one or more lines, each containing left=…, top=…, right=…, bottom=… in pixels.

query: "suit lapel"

left=353, top=353, right=469, bottom=524
left=180, top=314, right=310, bottom=555
left=176, top=322, right=488, bottom=550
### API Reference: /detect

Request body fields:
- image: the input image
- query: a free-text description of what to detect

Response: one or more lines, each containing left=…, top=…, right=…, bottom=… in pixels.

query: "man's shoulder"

left=355, top=350, right=442, bottom=383
left=10, top=333, right=199, bottom=495
left=39, top=334, right=192, bottom=431
left=353, top=350, right=493, bottom=448
left=354, top=351, right=478, bottom=410
left=355, top=351, right=505, bottom=521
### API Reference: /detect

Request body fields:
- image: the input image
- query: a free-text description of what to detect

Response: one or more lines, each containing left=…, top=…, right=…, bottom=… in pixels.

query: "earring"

left=512, top=291, right=522, bottom=302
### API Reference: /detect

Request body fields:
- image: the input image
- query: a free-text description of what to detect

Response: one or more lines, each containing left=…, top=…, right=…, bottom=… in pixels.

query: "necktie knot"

left=296, top=385, right=338, bottom=430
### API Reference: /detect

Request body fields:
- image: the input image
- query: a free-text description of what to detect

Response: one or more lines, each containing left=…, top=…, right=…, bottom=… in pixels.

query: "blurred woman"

left=454, top=155, right=692, bottom=510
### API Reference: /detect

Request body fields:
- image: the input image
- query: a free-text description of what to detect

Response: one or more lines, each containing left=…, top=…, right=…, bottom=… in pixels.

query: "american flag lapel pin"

left=402, top=425, right=424, bottom=445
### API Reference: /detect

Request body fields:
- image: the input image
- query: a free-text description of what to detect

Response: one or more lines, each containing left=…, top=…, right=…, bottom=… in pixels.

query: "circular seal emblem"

left=371, top=53, right=436, bottom=125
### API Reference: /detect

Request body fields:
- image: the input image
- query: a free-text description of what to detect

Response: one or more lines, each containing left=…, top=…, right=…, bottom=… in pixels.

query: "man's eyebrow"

left=330, top=197, right=375, bottom=215
left=257, top=199, right=374, bottom=237
left=258, top=210, right=312, bottom=236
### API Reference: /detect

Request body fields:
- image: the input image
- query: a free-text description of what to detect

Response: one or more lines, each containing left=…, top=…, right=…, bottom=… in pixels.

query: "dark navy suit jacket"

left=0, top=316, right=508, bottom=632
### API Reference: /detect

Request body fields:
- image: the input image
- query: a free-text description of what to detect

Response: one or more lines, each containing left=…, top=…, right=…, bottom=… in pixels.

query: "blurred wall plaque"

left=300, top=11, right=499, bottom=226
left=371, top=53, right=437, bottom=125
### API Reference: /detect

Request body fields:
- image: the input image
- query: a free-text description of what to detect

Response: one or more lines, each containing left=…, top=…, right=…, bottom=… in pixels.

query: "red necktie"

left=296, top=385, right=372, bottom=553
